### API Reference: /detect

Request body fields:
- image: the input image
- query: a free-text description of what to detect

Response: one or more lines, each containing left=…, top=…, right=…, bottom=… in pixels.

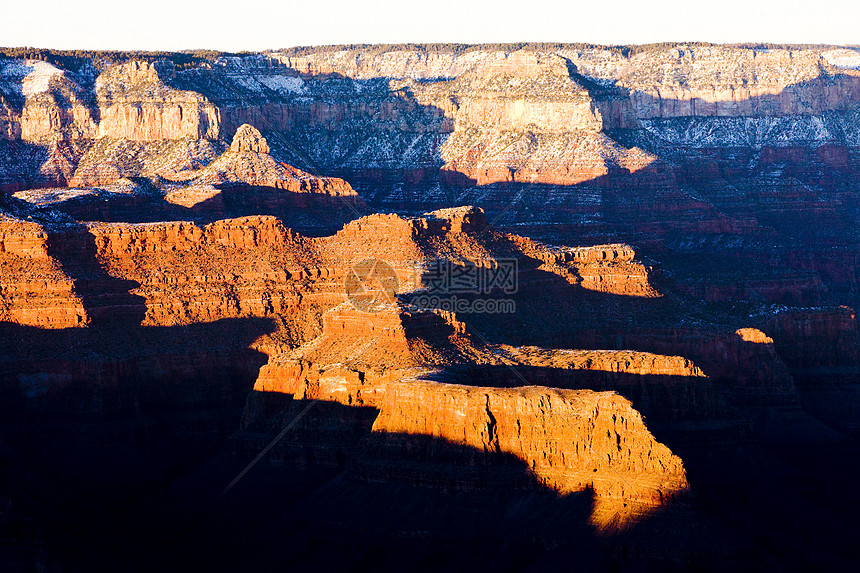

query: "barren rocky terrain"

left=1, top=43, right=859, bottom=571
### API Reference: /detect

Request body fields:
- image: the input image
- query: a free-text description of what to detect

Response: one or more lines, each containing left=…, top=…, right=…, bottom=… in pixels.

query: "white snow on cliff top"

left=0, top=60, right=64, bottom=96
left=257, top=75, right=307, bottom=94
left=229, top=73, right=308, bottom=95
left=13, top=187, right=99, bottom=206
left=823, top=49, right=860, bottom=70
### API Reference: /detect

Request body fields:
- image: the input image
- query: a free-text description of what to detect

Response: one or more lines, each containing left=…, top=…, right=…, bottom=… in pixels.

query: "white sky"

left=1, top=0, right=857, bottom=52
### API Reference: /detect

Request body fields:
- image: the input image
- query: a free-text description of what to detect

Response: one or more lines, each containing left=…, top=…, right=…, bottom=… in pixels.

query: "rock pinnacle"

left=230, top=124, right=270, bottom=154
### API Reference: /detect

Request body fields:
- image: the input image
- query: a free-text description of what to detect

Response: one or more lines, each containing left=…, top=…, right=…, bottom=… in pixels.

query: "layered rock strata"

left=254, top=300, right=691, bottom=531
left=0, top=213, right=85, bottom=327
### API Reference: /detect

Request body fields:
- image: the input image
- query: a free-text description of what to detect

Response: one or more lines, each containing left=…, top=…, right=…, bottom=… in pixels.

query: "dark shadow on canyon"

left=0, top=316, right=277, bottom=572
left=402, top=253, right=860, bottom=570
left=423, top=255, right=814, bottom=417
left=423, top=159, right=858, bottom=310
left=2, top=182, right=858, bottom=573
left=0, top=217, right=280, bottom=570
left=0, top=348, right=696, bottom=573
left=22, top=182, right=370, bottom=237
left=135, top=394, right=652, bottom=573
left=44, top=222, right=148, bottom=326
left=1, top=220, right=844, bottom=570
left=0, top=140, right=69, bottom=193
left=207, top=183, right=369, bottom=235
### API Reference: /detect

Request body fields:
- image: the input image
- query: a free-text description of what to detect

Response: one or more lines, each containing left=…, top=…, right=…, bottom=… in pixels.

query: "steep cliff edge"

left=370, top=380, right=688, bottom=531
left=254, top=300, right=691, bottom=531
left=0, top=59, right=98, bottom=143
left=0, top=211, right=86, bottom=327
left=95, top=61, right=219, bottom=141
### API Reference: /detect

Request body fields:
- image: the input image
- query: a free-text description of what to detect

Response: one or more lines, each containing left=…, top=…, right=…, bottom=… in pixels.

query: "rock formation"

left=0, top=48, right=857, bottom=315
left=95, top=61, right=219, bottom=141
left=1, top=44, right=859, bottom=572
left=229, top=123, right=270, bottom=154
left=183, top=123, right=355, bottom=195
left=254, top=300, right=693, bottom=531
left=0, top=212, right=85, bottom=327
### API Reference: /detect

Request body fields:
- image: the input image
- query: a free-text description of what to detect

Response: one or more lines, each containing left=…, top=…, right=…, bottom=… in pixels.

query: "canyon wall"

left=369, top=380, right=688, bottom=529
left=94, top=61, right=220, bottom=141
left=3, top=46, right=860, bottom=178
left=3, top=194, right=856, bottom=569
left=252, top=300, right=693, bottom=531
left=1, top=45, right=856, bottom=186
left=0, top=214, right=85, bottom=327
left=2, top=44, right=860, bottom=570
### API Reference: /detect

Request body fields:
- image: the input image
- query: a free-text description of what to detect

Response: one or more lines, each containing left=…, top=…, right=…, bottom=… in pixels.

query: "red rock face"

left=254, top=301, right=692, bottom=531
left=370, top=381, right=688, bottom=531
left=86, top=216, right=326, bottom=329
left=2, top=202, right=696, bottom=534
left=509, top=236, right=659, bottom=297
left=0, top=214, right=86, bottom=327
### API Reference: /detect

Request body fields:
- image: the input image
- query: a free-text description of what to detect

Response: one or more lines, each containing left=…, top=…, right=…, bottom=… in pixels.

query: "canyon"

left=1, top=43, right=859, bottom=571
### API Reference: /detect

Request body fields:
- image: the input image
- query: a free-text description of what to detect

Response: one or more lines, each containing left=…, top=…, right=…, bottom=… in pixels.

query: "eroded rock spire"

left=230, top=123, right=270, bottom=154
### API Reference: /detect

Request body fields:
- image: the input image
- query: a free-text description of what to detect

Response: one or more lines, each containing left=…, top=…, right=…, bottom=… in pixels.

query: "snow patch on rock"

left=231, top=75, right=264, bottom=93
left=823, top=49, right=860, bottom=70
left=1, top=60, right=65, bottom=97
left=13, top=187, right=100, bottom=206
left=258, top=75, right=307, bottom=94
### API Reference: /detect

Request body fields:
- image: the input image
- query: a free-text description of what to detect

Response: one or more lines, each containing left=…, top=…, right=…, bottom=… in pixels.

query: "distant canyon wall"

left=4, top=45, right=860, bottom=154
left=1, top=47, right=859, bottom=310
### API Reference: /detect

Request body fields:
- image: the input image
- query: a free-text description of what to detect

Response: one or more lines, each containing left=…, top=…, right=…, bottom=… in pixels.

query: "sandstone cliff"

left=0, top=212, right=86, bottom=327
left=95, top=61, right=219, bottom=141
left=370, top=380, right=688, bottom=531
left=254, top=299, right=692, bottom=531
